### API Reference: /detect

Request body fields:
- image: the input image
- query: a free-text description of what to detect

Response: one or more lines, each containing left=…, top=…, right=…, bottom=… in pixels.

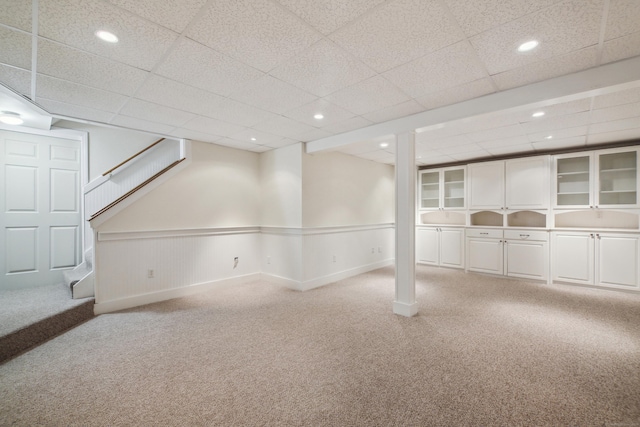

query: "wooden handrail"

left=90, top=158, right=185, bottom=220
left=102, top=138, right=166, bottom=176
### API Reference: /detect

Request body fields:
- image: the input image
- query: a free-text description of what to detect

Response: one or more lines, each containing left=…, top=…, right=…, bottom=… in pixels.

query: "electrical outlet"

left=147, top=269, right=154, bottom=278
left=233, top=257, right=239, bottom=269
left=371, top=247, right=375, bottom=254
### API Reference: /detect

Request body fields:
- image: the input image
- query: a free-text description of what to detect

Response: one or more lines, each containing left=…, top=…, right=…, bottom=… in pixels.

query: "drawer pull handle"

left=480, top=232, right=489, bottom=235
left=519, top=234, right=530, bottom=238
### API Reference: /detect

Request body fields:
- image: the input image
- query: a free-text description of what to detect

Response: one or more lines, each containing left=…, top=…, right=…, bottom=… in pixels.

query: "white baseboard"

left=262, top=259, right=394, bottom=291
left=94, top=273, right=261, bottom=315
left=393, top=300, right=419, bottom=317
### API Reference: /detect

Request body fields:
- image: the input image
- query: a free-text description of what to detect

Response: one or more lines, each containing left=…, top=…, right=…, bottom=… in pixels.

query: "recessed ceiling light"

left=518, top=40, right=539, bottom=52
left=0, top=111, right=24, bottom=125
left=532, top=111, right=545, bottom=118
left=545, top=135, right=553, bottom=140
left=379, top=142, right=389, bottom=148
left=250, top=137, right=257, bottom=141
left=313, top=113, right=324, bottom=120
left=95, top=30, right=118, bottom=43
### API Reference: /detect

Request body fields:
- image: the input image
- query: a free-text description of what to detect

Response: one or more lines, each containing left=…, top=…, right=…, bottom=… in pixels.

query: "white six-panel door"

left=0, top=130, right=81, bottom=290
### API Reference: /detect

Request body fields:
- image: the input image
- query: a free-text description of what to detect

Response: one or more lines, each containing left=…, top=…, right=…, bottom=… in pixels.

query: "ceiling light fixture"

left=545, top=135, right=553, bottom=140
left=532, top=111, right=545, bottom=118
left=518, top=40, right=539, bottom=52
left=0, top=111, right=24, bottom=125
left=379, top=142, right=389, bottom=148
left=313, top=113, right=324, bottom=120
left=250, top=137, right=257, bottom=141
left=95, top=30, right=119, bottom=43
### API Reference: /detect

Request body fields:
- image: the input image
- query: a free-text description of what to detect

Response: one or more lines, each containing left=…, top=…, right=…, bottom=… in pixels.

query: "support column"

left=393, top=132, right=417, bottom=317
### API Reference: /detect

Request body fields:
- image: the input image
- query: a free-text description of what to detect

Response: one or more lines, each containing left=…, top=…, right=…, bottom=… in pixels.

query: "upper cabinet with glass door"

left=553, top=147, right=639, bottom=209
left=419, top=166, right=465, bottom=210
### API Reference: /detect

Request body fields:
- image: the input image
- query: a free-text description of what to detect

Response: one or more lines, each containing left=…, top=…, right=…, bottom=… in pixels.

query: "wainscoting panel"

left=94, top=228, right=261, bottom=312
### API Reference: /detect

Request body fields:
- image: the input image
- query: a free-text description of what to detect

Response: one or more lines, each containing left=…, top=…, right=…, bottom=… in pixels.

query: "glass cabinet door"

left=443, top=168, right=465, bottom=208
left=598, top=150, right=637, bottom=207
left=556, top=155, right=591, bottom=207
left=420, top=171, right=440, bottom=209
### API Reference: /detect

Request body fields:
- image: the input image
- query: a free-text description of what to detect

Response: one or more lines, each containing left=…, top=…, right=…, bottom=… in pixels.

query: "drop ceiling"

left=0, top=0, right=639, bottom=166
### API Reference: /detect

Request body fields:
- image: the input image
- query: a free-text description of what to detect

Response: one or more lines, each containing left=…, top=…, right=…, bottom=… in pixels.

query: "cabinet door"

left=419, top=171, right=441, bottom=209
left=597, top=234, right=639, bottom=289
left=554, top=153, right=592, bottom=208
left=505, top=240, right=548, bottom=280
left=443, top=167, right=465, bottom=209
left=466, top=238, right=503, bottom=274
left=596, top=149, right=638, bottom=208
left=552, top=232, right=594, bottom=284
left=440, top=228, right=464, bottom=269
left=468, top=161, right=504, bottom=210
left=506, top=156, right=549, bottom=209
left=416, top=228, right=439, bottom=265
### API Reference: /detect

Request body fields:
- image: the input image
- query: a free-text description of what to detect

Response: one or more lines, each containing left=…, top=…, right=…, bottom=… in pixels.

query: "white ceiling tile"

left=39, top=0, right=178, bottom=71
left=181, top=116, right=246, bottom=138
left=275, top=0, right=386, bottom=35
left=454, top=111, right=520, bottom=133
left=415, top=123, right=467, bottom=141
left=186, top=0, right=321, bottom=72
left=469, top=0, right=603, bottom=75
left=448, top=149, right=492, bottom=161
left=37, top=39, right=149, bottom=95
left=0, top=64, right=31, bottom=95
left=203, top=98, right=281, bottom=128
left=329, top=0, right=464, bottom=72
left=491, top=47, right=598, bottom=90
left=514, top=98, right=592, bottom=123
left=214, top=138, right=263, bottom=151
left=601, top=31, right=640, bottom=64
left=0, top=0, right=32, bottom=31
left=589, top=117, right=640, bottom=134
left=110, top=114, right=176, bottom=135
left=323, top=75, right=411, bottom=116
left=437, top=143, right=485, bottom=155
left=587, top=128, right=640, bottom=144
left=604, top=0, right=640, bottom=40
left=363, top=100, right=425, bottom=124
left=322, top=116, right=373, bottom=134
left=0, top=26, right=32, bottom=70
left=253, top=115, right=316, bottom=139
left=443, top=0, right=561, bottom=37
left=477, top=135, right=530, bottom=149
left=520, top=111, right=590, bottom=134
left=105, top=0, right=208, bottom=33
left=384, top=42, right=488, bottom=99
left=155, top=38, right=264, bottom=97
left=465, top=123, right=526, bottom=143
left=284, top=98, right=355, bottom=128
left=36, top=74, right=127, bottom=113
left=119, top=99, right=196, bottom=127
left=264, top=138, right=298, bottom=149
left=592, top=87, right=640, bottom=109
left=135, top=75, right=225, bottom=116
left=293, top=127, right=332, bottom=142
left=228, top=129, right=282, bottom=146
left=269, top=39, right=376, bottom=97
left=532, top=135, right=586, bottom=151
left=247, top=145, right=273, bottom=153
left=169, top=128, right=222, bottom=144
left=418, top=134, right=474, bottom=149
left=485, top=143, right=535, bottom=156
left=36, top=97, right=114, bottom=123
left=228, top=75, right=317, bottom=114
left=527, top=125, right=588, bottom=142
left=419, top=155, right=457, bottom=166
left=591, top=102, right=640, bottom=124
left=416, top=78, right=496, bottom=110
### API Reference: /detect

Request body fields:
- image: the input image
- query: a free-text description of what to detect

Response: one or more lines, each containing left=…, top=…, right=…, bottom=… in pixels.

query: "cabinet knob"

left=590, top=206, right=593, bottom=209
left=590, top=233, right=594, bottom=238
left=596, top=233, right=601, bottom=239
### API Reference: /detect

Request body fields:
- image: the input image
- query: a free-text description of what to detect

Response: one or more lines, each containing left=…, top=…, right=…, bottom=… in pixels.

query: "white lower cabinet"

left=416, top=227, right=464, bottom=269
left=552, top=231, right=640, bottom=289
left=466, top=228, right=549, bottom=280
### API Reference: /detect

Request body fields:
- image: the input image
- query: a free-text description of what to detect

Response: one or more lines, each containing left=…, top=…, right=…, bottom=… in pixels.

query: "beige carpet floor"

left=1, top=265, right=639, bottom=426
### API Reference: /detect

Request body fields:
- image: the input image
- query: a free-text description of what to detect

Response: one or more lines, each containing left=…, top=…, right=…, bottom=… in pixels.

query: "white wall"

left=99, top=141, right=260, bottom=231
left=55, top=120, right=158, bottom=181
left=259, top=143, right=302, bottom=227
left=302, top=151, right=395, bottom=227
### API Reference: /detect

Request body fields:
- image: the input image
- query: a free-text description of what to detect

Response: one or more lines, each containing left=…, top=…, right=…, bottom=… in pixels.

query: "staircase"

left=63, top=249, right=94, bottom=299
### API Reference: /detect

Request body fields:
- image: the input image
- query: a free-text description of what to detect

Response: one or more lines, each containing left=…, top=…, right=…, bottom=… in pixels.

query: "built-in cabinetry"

left=553, top=147, right=638, bottom=209
left=417, top=144, right=640, bottom=293
left=416, top=227, right=464, bottom=269
left=466, top=228, right=548, bottom=281
left=552, top=231, right=639, bottom=290
left=419, top=166, right=465, bottom=210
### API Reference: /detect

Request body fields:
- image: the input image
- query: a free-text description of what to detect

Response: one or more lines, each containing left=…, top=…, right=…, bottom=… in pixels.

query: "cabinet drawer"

left=466, top=228, right=503, bottom=239
left=504, top=230, right=548, bottom=241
